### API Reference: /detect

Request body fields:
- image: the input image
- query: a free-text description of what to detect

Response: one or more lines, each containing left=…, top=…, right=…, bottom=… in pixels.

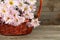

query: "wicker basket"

left=0, top=0, right=42, bottom=36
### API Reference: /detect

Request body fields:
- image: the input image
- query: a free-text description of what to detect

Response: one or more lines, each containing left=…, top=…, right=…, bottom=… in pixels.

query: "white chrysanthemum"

left=2, top=14, right=14, bottom=24
left=28, top=5, right=36, bottom=12
left=12, top=16, right=25, bottom=26
left=30, top=18, right=40, bottom=28
left=18, top=0, right=25, bottom=10
left=26, top=0, right=37, bottom=5
left=5, top=18, right=14, bottom=24
left=5, top=0, right=19, bottom=7
left=9, top=7, right=20, bottom=17
left=23, top=12, right=34, bottom=19
left=0, top=8, right=8, bottom=15
left=0, top=4, right=9, bottom=16
left=20, top=4, right=29, bottom=12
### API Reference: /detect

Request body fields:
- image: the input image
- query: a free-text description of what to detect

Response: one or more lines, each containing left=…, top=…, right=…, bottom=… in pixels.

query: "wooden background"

left=40, top=0, right=60, bottom=25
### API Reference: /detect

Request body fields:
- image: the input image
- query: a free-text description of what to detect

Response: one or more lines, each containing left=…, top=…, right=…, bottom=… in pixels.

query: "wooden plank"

left=40, top=0, right=60, bottom=25
left=0, top=25, right=60, bottom=40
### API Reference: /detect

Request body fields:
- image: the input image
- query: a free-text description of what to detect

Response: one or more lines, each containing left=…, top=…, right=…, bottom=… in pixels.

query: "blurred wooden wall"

left=40, top=0, right=60, bottom=25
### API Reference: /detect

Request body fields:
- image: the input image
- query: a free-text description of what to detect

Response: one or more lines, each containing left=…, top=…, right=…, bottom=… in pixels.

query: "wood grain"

left=41, top=0, right=60, bottom=25
left=0, top=25, right=60, bottom=40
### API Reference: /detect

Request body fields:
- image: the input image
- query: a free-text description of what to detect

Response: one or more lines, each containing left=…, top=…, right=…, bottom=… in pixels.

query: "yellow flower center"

left=16, top=18, right=18, bottom=22
left=19, top=3, right=22, bottom=7
left=30, top=6, right=33, bottom=9
left=9, top=1, right=14, bottom=5
left=2, top=9, right=6, bottom=13
left=14, top=14, right=16, bottom=17
left=25, top=13, right=29, bottom=16
left=24, top=7, right=28, bottom=11
left=7, top=17, right=10, bottom=21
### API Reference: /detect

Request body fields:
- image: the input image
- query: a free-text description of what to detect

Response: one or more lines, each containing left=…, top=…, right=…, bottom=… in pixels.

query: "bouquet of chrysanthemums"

left=0, top=0, right=40, bottom=28
left=0, top=0, right=42, bottom=35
